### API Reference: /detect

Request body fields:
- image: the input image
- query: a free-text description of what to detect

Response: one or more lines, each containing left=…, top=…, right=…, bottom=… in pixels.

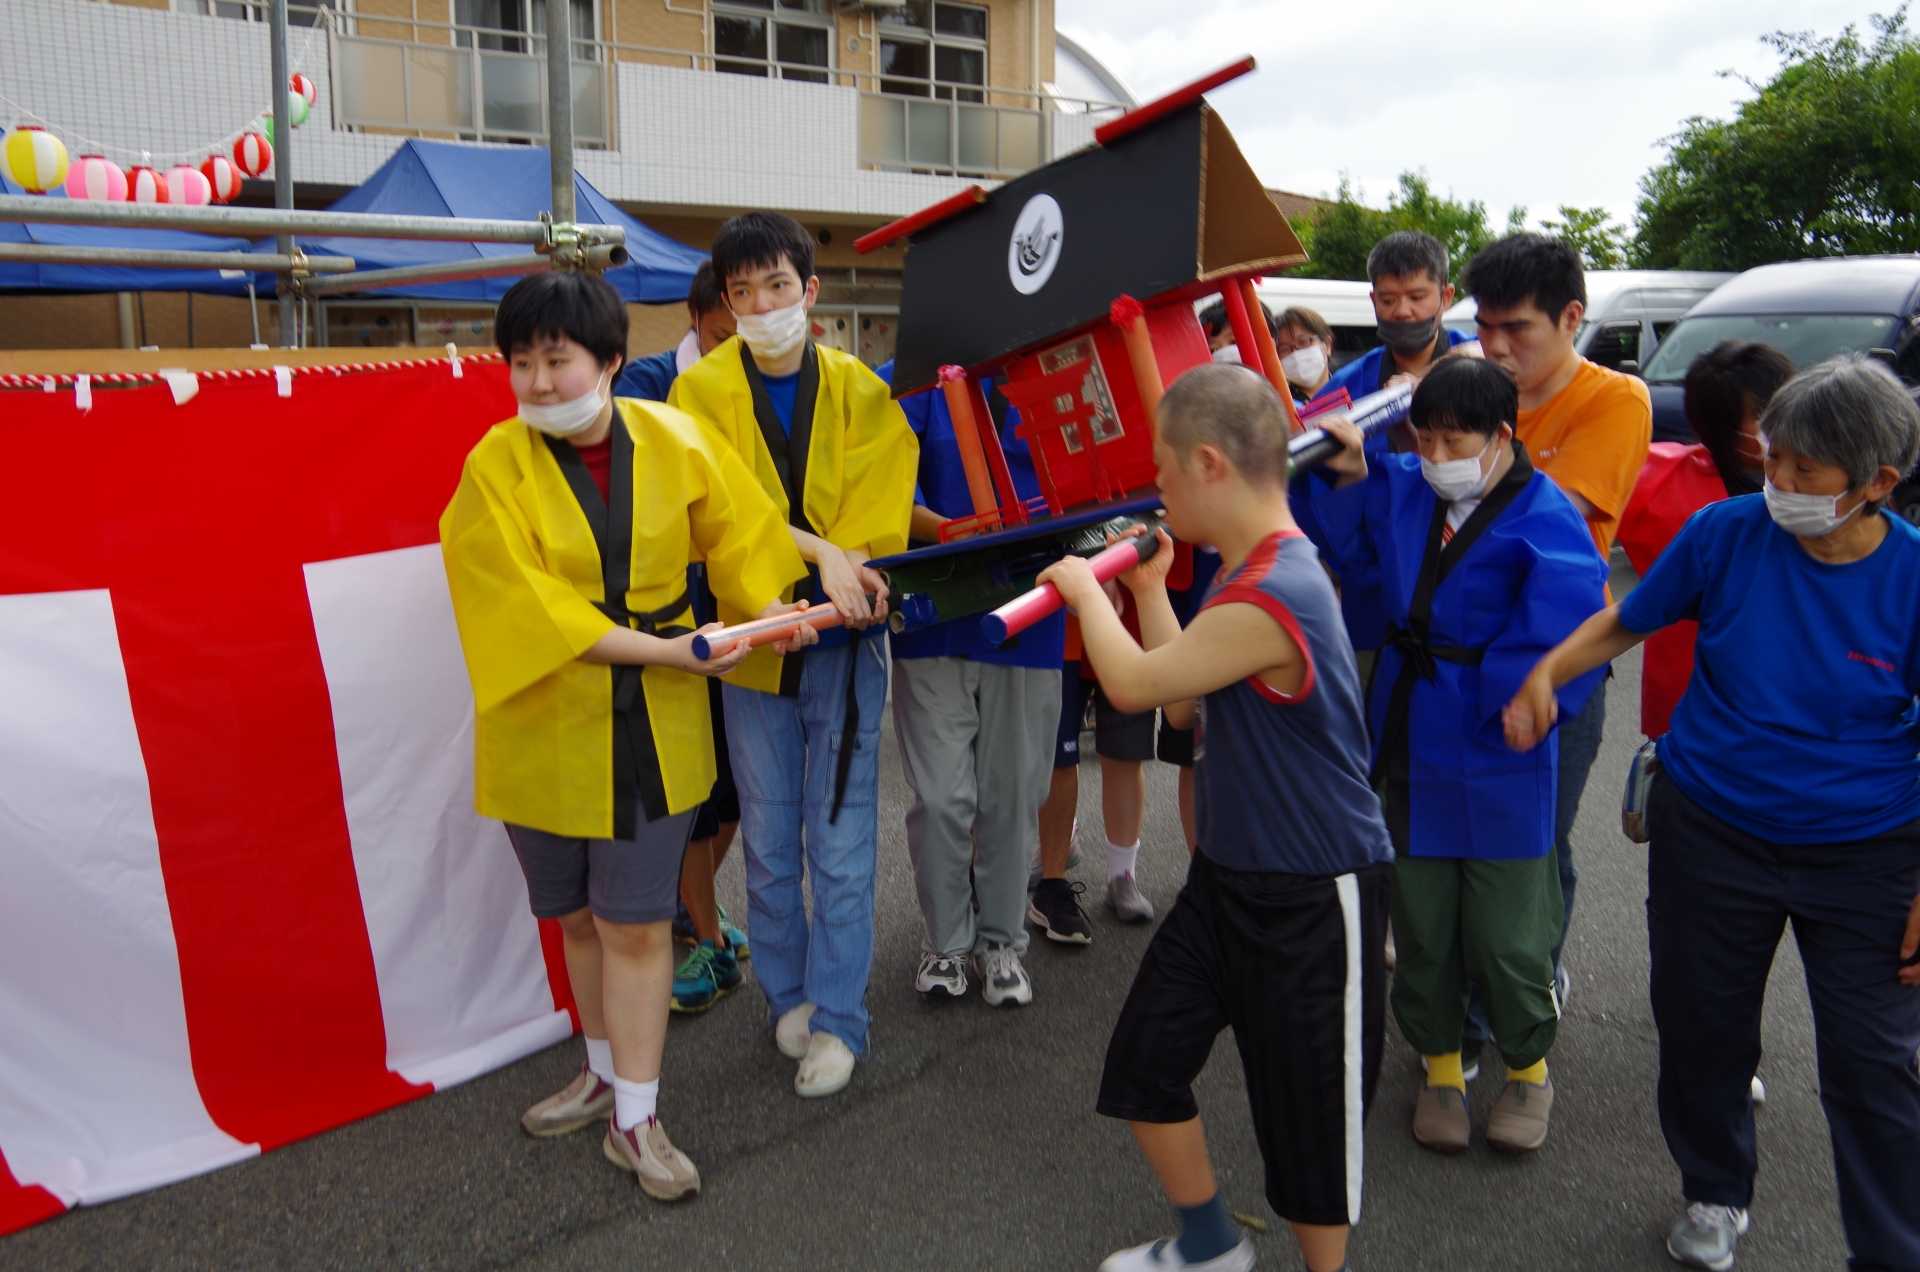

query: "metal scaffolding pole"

left=269, top=0, right=296, bottom=346
left=0, top=243, right=355, bottom=273
left=301, top=243, right=629, bottom=297
left=0, top=195, right=626, bottom=246
left=546, top=0, right=577, bottom=226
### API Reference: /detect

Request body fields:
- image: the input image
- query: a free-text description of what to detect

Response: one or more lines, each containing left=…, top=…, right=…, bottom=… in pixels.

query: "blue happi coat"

left=1302, top=443, right=1607, bottom=859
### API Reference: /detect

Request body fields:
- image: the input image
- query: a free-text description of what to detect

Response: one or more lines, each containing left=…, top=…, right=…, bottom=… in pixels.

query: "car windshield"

left=1641, top=313, right=1900, bottom=383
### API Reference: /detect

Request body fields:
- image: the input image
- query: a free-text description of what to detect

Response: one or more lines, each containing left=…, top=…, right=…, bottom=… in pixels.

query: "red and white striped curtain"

left=0, top=358, right=579, bottom=1237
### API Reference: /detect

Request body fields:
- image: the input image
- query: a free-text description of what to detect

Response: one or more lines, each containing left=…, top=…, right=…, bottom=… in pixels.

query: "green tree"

left=1631, top=9, right=1920, bottom=269
left=1293, top=172, right=1523, bottom=283
left=1541, top=206, right=1631, bottom=269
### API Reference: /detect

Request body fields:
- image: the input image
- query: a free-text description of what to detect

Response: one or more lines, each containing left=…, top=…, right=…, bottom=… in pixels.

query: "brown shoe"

left=1487, top=1077, right=1554, bottom=1152
left=1411, top=1085, right=1471, bottom=1154
left=602, top=1118, right=701, bottom=1201
left=519, top=1066, right=614, bottom=1138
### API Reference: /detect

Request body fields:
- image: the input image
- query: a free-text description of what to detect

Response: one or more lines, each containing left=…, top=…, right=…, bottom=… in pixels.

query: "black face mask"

left=1377, top=315, right=1439, bottom=354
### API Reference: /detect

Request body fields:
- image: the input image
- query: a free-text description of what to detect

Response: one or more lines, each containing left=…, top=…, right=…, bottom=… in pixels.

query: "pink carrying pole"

left=980, top=533, right=1161, bottom=645
left=690, top=603, right=844, bottom=661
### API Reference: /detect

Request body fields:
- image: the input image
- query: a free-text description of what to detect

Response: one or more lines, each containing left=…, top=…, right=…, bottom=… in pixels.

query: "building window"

left=878, top=1, right=987, bottom=102
left=179, top=0, right=332, bottom=24
left=454, top=0, right=599, bottom=60
left=713, top=0, right=832, bottom=84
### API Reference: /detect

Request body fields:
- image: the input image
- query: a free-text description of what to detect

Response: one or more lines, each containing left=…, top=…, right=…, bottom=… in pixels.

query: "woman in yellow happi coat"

left=439, top=272, right=804, bottom=1203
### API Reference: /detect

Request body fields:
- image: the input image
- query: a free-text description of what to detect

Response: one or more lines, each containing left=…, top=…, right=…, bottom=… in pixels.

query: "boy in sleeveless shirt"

left=1037, top=365, right=1393, bottom=1272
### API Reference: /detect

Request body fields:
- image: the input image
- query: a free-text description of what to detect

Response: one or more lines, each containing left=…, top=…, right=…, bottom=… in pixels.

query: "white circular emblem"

left=1007, top=193, right=1064, bottom=295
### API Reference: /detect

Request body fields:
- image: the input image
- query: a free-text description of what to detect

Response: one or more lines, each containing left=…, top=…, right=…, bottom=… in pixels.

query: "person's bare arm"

left=1038, top=551, right=1303, bottom=715
left=1502, top=605, right=1643, bottom=750
left=789, top=526, right=890, bottom=628
left=910, top=505, right=949, bottom=542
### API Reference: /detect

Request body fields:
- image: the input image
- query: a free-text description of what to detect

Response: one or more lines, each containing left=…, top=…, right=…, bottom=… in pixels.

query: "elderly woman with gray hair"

left=1503, top=354, right=1920, bottom=1272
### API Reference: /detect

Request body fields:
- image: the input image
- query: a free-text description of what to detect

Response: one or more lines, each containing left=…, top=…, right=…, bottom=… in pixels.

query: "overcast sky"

left=1056, top=0, right=1890, bottom=235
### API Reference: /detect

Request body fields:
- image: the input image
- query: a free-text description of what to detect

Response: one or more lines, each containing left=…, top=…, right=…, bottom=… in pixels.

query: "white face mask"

left=734, top=299, right=809, bottom=362
left=1420, top=434, right=1499, bottom=503
left=1211, top=343, right=1244, bottom=365
left=1763, top=478, right=1862, bottom=538
left=517, top=368, right=610, bottom=438
left=1280, top=344, right=1326, bottom=388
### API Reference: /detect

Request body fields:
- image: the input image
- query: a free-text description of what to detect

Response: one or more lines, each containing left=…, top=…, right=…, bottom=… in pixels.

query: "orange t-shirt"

left=1516, top=358, right=1652, bottom=563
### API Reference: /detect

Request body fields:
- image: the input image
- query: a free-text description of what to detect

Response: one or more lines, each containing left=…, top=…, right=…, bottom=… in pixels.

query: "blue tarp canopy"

left=277, top=140, right=706, bottom=302
left=0, top=168, right=258, bottom=296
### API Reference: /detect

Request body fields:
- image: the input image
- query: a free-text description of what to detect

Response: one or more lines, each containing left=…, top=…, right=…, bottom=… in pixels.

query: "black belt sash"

left=546, top=423, right=690, bottom=840
left=1372, top=440, right=1534, bottom=790
left=741, top=342, right=862, bottom=823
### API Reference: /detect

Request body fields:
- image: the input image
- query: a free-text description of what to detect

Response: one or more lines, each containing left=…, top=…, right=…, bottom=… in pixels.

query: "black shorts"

left=1055, top=658, right=1156, bottom=768
left=689, top=677, right=739, bottom=841
left=1097, top=852, right=1391, bottom=1227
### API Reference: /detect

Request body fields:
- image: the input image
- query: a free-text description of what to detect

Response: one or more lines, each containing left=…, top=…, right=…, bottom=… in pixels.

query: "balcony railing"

left=288, top=8, right=1122, bottom=178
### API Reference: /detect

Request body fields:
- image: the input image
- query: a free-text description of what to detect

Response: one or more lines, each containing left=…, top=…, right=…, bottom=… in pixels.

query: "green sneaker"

left=671, top=940, right=742, bottom=1014
left=717, top=903, right=749, bottom=961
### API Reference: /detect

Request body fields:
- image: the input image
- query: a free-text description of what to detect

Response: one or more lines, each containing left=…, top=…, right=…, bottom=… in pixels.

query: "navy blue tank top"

left=1194, top=531, right=1394, bottom=875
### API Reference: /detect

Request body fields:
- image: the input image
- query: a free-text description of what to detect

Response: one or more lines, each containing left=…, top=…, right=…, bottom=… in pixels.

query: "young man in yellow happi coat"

left=669, top=212, right=917, bottom=1099
left=440, top=272, right=805, bottom=1203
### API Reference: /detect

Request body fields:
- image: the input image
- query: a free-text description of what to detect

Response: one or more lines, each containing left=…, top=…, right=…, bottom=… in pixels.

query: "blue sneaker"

left=717, top=903, right=749, bottom=961
left=670, top=940, right=742, bottom=1014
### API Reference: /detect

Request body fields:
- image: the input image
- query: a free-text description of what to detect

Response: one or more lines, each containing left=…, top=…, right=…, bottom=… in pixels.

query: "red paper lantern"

left=199, top=154, right=242, bottom=204
left=232, top=130, right=272, bottom=178
left=291, top=72, right=317, bottom=106
left=126, top=164, right=170, bottom=205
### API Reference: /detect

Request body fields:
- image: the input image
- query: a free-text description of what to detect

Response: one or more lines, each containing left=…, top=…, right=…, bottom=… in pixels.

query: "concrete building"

left=2, top=0, right=1137, bottom=360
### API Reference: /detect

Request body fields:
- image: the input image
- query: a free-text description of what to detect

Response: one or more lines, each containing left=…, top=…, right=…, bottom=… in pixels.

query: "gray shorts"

left=506, top=806, right=697, bottom=925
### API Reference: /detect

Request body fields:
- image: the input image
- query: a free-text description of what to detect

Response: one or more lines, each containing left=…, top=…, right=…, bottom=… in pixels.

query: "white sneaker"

left=1750, top=1074, right=1767, bottom=1106
left=974, top=944, right=1034, bottom=1007
left=915, top=950, right=969, bottom=1000
left=795, top=1030, right=856, bottom=1098
left=1105, top=872, right=1155, bottom=924
left=1666, top=1202, right=1749, bottom=1270
left=1099, top=1236, right=1254, bottom=1272
left=775, top=1002, right=815, bottom=1060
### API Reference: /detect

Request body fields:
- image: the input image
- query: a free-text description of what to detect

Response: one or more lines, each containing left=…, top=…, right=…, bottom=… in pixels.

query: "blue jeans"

left=722, top=634, right=886, bottom=1056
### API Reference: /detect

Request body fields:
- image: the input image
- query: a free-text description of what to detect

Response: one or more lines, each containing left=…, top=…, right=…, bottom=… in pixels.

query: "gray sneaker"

left=974, top=944, right=1034, bottom=1007
left=1666, top=1202, right=1749, bottom=1270
left=1105, top=872, right=1155, bottom=924
left=914, top=949, right=969, bottom=1000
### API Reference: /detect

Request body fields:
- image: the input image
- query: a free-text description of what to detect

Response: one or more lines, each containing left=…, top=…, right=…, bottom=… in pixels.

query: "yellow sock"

left=1424, top=1051, right=1466, bottom=1092
left=1507, top=1058, right=1548, bottom=1085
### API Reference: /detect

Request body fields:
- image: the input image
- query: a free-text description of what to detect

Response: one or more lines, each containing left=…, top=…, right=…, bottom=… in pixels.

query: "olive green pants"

left=1389, top=849, right=1564, bottom=1070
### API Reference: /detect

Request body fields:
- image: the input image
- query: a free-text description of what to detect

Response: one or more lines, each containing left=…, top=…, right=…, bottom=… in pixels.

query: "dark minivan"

left=1639, top=255, right=1920, bottom=522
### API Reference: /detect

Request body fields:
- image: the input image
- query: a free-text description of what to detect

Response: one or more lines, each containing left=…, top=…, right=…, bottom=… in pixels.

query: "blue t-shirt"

left=1619, top=496, right=1920, bottom=844
left=763, top=370, right=800, bottom=437
left=879, top=360, right=1065, bottom=669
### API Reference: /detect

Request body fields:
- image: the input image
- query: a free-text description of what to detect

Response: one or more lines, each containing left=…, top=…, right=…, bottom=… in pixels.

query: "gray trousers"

left=892, top=657, right=1061, bottom=957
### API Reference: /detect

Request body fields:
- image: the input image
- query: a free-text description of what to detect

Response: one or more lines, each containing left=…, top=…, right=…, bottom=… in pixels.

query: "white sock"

left=583, top=1036, right=614, bottom=1084
left=612, top=1075, right=659, bottom=1131
left=1106, top=838, right=1140, bottom=881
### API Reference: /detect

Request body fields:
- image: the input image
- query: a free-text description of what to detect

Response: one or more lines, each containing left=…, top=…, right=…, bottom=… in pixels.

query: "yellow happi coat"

left=440, top=396, right=804, bottom=838
left=667, top=337, right=917, bottom=694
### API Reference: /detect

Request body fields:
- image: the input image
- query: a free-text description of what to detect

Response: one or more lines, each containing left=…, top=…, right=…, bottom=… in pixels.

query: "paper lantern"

left=232, top=130, right=272, bottom=178
left=287, top=91, right=310, bottom=129
left=260, top=115, right=275, bottom=147
left=291, top=72, right=316, bottom=106
left=64, top=153, right=127, bottom=202
left=4, top=125, right=69, bottom=194
left=165, top=164, right=213, bottom=207
left=199, top=154, right=242, bottom=203
left=126, top=164, right=171, bottom=205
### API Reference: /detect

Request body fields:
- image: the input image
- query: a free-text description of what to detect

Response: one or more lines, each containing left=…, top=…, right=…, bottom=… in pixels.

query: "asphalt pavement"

left=7, top=560, right=1857, bottom=1271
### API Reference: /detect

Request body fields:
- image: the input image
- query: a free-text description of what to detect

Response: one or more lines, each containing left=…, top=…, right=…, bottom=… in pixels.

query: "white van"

left=1443, top=269, right=1734, bottom=373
